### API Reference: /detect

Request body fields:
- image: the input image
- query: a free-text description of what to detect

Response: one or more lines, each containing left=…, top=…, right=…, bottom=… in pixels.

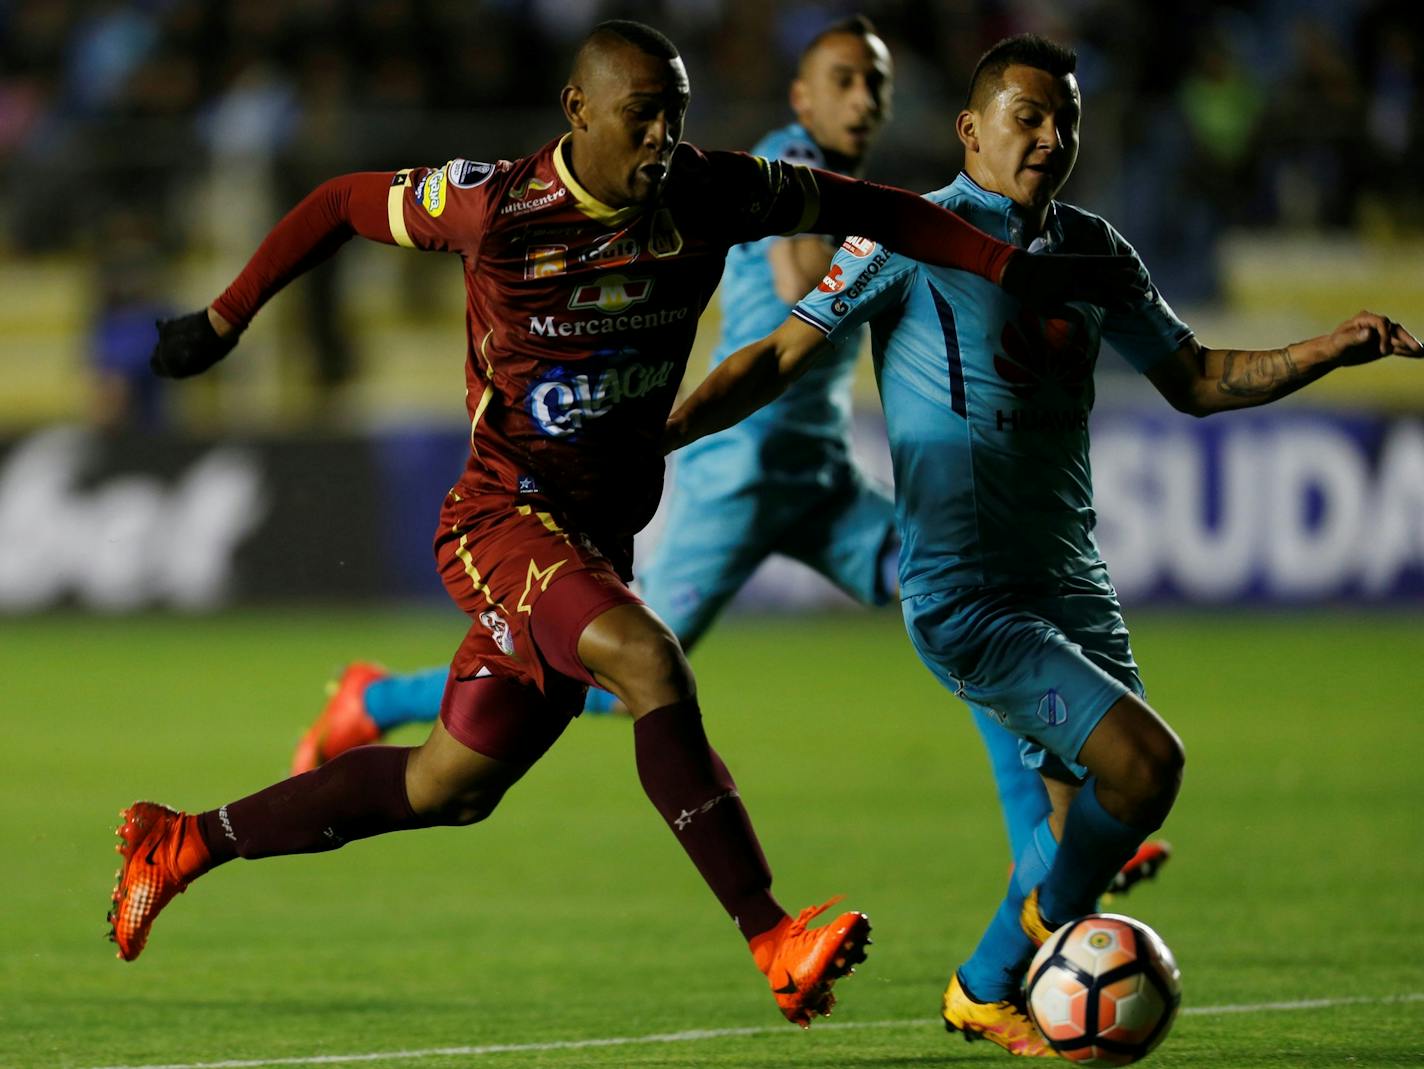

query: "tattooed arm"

left=1147, top=310, right=1421, bottom=417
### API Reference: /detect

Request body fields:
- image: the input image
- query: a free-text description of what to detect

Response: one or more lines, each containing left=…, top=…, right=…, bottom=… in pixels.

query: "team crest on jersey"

left=841, top=236, right=876, bottom=258
left=648, top=208, right=683, bottom=258
left=525, top=244, right=568, bottom=279
left=569, top=274, right=653, bottom=314
left=419, top=167, right=447, bottom=217
left=448, top=158, right=495, bottom=188
left=781, top=141, right=821, bottom=164
left=817, top=265, right=845, bottom=293
left=478, top=609, right=515, bottom=656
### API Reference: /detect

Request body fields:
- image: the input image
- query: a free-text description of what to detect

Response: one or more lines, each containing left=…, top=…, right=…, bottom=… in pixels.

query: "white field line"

left=82, top=992, right=1424, bottom=1069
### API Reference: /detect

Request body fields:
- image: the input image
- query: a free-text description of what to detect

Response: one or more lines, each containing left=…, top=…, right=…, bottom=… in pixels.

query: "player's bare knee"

left=1118, top=729, right=1185, bottom=823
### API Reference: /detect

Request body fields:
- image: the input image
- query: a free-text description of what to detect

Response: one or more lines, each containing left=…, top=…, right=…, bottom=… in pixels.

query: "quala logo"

left=526, top=358, right=676, bottom=437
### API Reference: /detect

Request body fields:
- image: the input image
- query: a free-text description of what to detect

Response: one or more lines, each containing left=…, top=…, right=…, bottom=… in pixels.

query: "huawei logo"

left=992, top=307, right=1094, bottom=399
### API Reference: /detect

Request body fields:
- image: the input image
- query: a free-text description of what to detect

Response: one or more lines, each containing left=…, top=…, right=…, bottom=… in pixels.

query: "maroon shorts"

left=438, top=668, right=583, bottom=765
left=433, top=491, right=642, bottom=693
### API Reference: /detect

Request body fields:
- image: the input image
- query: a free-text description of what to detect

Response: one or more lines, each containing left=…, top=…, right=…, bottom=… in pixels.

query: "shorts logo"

left=420, top=168, right=447, bottom=217
left=1036, top=688, right=1068, bottom=727
left=648, top=208, right=683, bottom=258
left=817, top=264, right=845, bottom=293
left=841, top=235, right=876, bottom=258
left=478, top=609, right=515, bottom=655
left=448, top=158, right=495, bottom=188
left=569, top=273, right=653, bottom=314
left=525, top=244, right=568, bottom=279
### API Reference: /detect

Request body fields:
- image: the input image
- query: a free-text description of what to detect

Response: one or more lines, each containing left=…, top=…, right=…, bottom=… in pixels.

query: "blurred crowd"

left=1, top=0, right=1420, bottom=422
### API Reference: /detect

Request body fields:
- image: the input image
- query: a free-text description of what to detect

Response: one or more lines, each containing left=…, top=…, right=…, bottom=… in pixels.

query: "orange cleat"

left=1104, top=839, right=1172, bottom=898
left=290, top=662, right=387, bottom=775
left=942, top=971, right=1056, bottom=1057
left=108, top=801, right=208, bottom=962
left=750, top=897, right=871, bottom=1028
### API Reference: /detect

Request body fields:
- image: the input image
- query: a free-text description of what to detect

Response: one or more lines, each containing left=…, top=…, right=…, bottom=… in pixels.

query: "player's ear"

left=562, top=84, right=588, bottom=131
left=789, top=78, right=809, bottom=122
left=955, top=109, right=979, bottom=154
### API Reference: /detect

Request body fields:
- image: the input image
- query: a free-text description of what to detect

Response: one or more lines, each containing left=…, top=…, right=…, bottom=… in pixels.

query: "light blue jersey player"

left=665, top=32, right=1420, bottom=1055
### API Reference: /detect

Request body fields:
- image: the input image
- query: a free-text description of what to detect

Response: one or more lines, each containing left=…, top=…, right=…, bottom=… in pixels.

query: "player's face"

left=792, top=33, right=893, bottom=164
left=578, top=49, right=691, bottom=207
left=960, top=65, right=1080, bottom=213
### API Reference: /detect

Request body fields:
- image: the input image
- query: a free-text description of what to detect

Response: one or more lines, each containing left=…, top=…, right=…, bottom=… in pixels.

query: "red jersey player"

left=111, top=20, right=1139, bottom=1027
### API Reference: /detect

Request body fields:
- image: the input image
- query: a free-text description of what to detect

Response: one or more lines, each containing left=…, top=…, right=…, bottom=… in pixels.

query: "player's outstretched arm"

left=1147, top=311, right=1421, bottom=417
left=152, top=172, right=401, bottom=379
left=808, top=169, right=1143, bottom=307
left=665, top=317, right=829, bottom=453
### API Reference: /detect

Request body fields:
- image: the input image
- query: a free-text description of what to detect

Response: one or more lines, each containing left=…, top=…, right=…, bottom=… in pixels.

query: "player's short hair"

left=584, top=19, right=680, bottom=63
left=965, top=33, right=1077, bottom=110
left=799, top=14, right=881, bottom=73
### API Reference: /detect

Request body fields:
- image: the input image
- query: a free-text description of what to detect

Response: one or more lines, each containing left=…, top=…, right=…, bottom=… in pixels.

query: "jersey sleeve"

left=1097, top=222, right=1194, bottom=373
left=791, top=236, right=915, bottom=344
left=387, top=158, right=499, bottom=255
left=696, top=149, right=823, bottom=245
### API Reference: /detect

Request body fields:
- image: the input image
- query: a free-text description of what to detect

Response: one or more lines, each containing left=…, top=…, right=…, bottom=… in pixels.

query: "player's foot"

left=1104, top=839, right=1172, bottom=897
left=107, top=801, right=207, bottom=961
left=291, top=662, right=387, bottom=774
left=1020, top=886, right=1060, bottom=948
left=942, top=971, right=1056, bottom=1057
left=750, top=896, right=871, bottom=1028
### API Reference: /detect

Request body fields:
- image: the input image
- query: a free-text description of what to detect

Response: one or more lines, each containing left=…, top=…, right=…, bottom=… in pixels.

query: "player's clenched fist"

left=1327, top=310, right=1422, bottom=366
left=999, top=252, right=1145, bottom=308
left=150, top=308, right=239, bottom=379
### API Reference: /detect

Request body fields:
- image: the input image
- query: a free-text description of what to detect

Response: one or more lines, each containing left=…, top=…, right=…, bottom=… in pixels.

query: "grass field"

left=4, top=606, right=1422, bottom=1068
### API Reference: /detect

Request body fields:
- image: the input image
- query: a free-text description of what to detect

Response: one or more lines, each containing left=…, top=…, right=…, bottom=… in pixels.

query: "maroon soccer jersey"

left=382, top=137, right=823, bottom=552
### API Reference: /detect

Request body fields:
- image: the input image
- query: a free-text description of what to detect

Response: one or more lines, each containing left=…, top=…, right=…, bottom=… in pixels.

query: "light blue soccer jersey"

left=702, top=122, right=863, bottom=445
left=793, top=173, right=1193, bottom=596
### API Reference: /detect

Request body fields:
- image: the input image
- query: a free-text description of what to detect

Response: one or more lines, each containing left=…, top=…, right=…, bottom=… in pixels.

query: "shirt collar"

left=553, top=134, right=643, bottom=227
left=950, top=171, right=1063, bottom=251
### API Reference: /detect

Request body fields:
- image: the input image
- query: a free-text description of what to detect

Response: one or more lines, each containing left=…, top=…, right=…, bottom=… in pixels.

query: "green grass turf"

left=4, top=607, right=1422, bottom=1068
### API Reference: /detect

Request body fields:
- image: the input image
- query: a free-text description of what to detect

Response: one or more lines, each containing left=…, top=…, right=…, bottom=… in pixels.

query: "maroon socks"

left=197, top=745, right=429, bottom=864
left=633, top=700, right=785, bottom=939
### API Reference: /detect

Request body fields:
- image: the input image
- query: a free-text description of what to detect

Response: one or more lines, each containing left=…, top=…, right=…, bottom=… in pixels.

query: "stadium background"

left=3, top=4, right=1423, bottom=1067
left=2, top=0, right=1422, bottom=613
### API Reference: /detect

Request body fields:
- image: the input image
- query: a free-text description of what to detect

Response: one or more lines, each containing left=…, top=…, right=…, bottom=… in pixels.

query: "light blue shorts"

left=901, top=569, right=1144, bottom=780
left=639, top=429, right=896, bottom=649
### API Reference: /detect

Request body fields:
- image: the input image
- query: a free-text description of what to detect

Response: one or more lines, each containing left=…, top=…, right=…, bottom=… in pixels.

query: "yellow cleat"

left=942, top=971, right=1057, bottom=1057
left=1020, top=886, right=1058, bottom=948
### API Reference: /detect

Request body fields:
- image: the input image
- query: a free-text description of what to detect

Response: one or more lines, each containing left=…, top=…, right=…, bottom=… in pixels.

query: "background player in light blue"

left=663, top=32, right=1421, bottom=1057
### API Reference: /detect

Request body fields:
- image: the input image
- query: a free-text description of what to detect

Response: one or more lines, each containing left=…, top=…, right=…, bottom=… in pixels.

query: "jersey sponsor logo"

left=781, top=140, right=821, bottom=165
left=448, top=158, right=495, bottom=188
left=841, top=235, right=876, bottom=258
left=648, top=208, right=683, bottom=258
left=500, top=184, right=566, bottom=215
left=817, top=264, right=845, bottom=294
left=510, top=175, right=554, bottom=200
left=569, top=273, right=653, bottom=314
left=580, top=233, right=640, bottom=269
left=526, top=360, right=677, bottom=437
left=1036, top=688, right=1068, bottom=727
left=419, top=167, right=447, bottom=217
left=528, top=305, right=689, bottom=338
left=478, top=609, right=515, bottom=655
left=830, top=246, right=892, bottom=314
left=993, top=307, right=1095, bottom=400
left=525, top=244, right=568, bottom=279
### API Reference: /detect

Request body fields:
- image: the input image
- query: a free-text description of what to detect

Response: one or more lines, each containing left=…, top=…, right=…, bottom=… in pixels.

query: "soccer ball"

left=1024, top=913, right=1181, bottom=1066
